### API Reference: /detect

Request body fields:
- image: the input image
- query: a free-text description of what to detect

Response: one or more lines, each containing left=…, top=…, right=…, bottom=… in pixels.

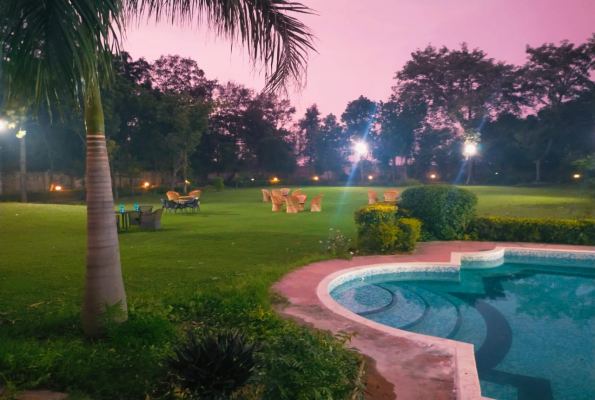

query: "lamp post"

left=0, top=119, right=6, bottom=196
left=463, top=141, right=478, bottom=185
left=354, top=142, right=368, bottom=184
left=16, top=128, right=27, bottom=202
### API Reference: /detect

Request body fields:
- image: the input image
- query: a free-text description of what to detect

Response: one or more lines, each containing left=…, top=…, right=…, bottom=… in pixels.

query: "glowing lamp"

left=573, top=174, right=581, bottom=179
left=55, top=186, right=62, bottom=191
left=430, top=174, right=436, bottom=179
left=185, top=180, right=190, bottom=184
left=368, top=175, right=373, bottom=180
left=495, top=172, right=499, bottom=175
left=144, top=182, right=150, bottom=187
left=464, top=143, right=477, bottom=156
left=355, top=142, right=368, bottom=155
left=313, top=176, right=319, bottom=181
left=273, top=177, right=278, bottom=182
left=16, top=130, right=26, bottom=139
left=251, top=178, right=255, bottom=181
left=0, top=119, right=7, bottom=131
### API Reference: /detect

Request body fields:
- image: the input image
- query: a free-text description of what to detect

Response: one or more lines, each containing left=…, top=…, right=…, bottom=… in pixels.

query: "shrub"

left=321, top=228, right=353, bottom=259
left=470, top=217, right=595, bottom=245
left=166, top=330, right=258, bottom=400
left=354, top=204, right=422, bottom=254
left=400, top=185, right=478, bottom=240
left=211, top=177, right=225, bottom=192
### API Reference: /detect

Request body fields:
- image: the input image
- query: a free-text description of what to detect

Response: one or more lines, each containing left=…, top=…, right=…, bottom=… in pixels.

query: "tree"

left=520, top=37, right=595, bottom=181
left=0, top=0, right=315, bottom=336
left=151, top=55, right=218, bottom=99
left=296, top=104, right=321, bottom=165
left=313, top=113, right=347, bottom=177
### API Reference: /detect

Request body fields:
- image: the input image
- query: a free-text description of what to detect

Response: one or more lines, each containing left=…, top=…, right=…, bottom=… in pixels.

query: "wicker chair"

left=367, top=190, right=379, bottom=205
left=262, top=189, right=272, bottom=202
left=286, top=196, right=299, bottom=214
left=130, top=205, right=154, bottom=227
left=383, top=190, right=399, bottom=202
left=139, top=209, right=163, bottom=230
left=185, top=198, right=200, bottom=213
left=296, top=194, right=307, bottom=211
left=272, top=189, right=283, bottom=197
left=271, top=195, right=284, bottom=212
left=139, top=206, right=153, bottom=214
left=163, top=199, right=179, bottom=213
left=280, top=188, right=290, bottom=195
left=310, top=194, right=323, bottom=212
left=188, top=190, right=201, bottom=198
left=292, top=189, right=301, bottom=196
left=166, top=191, right=180, bottom=201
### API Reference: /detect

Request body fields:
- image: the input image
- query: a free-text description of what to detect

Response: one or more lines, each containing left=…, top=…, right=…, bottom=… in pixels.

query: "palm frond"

left=126, top=0, right=317, bottom=92
left=0, top=0, right=124, bottom=115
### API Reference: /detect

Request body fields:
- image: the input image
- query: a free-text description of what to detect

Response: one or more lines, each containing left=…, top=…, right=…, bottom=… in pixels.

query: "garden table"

left=115, top=210, right=136, bottom=232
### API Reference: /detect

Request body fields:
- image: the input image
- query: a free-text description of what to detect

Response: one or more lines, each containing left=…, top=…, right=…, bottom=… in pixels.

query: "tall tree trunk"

left=81, top=81, right=127, bottom=337
left=535, top=160, right=541, bottom=183
left=183, top=153, right=188, bottom=194
left=109, top=161, right=118, bottom=200
left=402, top=157, right=409, bottom=180
left=20, top=135, right=27, bottom=203
left=465, top=157, right=475, bottom=185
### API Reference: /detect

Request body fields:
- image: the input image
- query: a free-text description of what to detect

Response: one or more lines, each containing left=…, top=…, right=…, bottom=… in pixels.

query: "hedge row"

left=470, top=217, right=595, bottom=246
left=354, top=203, right=421, bottom=254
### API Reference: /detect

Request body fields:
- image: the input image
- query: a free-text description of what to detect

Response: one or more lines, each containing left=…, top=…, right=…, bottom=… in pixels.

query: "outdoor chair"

left=185, top=198, right=200, bottom=213
left=271, top=195, right=284, bottom=212
left=130, top=205, right=155, bottom=226
left=280, top=188, right=290, bottom=195
left=164, top=199, right=179, bottom=213
left=292, top=189, right=301, bottom=196
left=367, top=190, right=379, bottom=205
left=310, top=194, right=323, bottom=212
left=272, top=189, right=283, bottom=197
left=139, top=209, right=163, bottom=230
left=188, top=190, right=201, bottom=199
left=286, top=196, right=299, bottom=214
left=262, top=189, right=272, bottom=202
left=296, top=194, right=307, bottom=211
left=383, top=190, right=399, bottom=202
left=166, top=191, right=180, bottom=201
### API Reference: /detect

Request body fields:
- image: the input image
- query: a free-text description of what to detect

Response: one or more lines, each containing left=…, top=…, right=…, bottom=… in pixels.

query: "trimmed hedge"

left=400, top=185, right=478, bottom=240
left=354, top=203, right=422, bottom=254
left=470, top=217, right=595, bottom=246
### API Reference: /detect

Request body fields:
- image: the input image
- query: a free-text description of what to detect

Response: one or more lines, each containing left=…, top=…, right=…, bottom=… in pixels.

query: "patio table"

left=115, top=210, right=136, bottom=231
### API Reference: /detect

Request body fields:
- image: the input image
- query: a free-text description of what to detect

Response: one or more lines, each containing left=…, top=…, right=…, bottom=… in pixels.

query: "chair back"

left=292, top=189, right=301, bottom=196
left=161, top=198, right=167, bottom=208
left=310, top=194, right=323, bottom=212
left=280, top=188, right=290, bottom=195
left=383, top=190, right=399, bottom=202
left=166, top=200, right=178, bottom=210
left=188, top=190, right=201, bottom=198
left=286, top=196, right=299, bottom=213
left=296, top=194, right=307, bottom=203
left=166, top=191, right=179, bottom=201
left=139, top=206, right=153, bottom=213
left=153, top=208, right=164, bottom=221
left=187, top=198, right=199, bottom=207
left=271, top=195, right=284, bottom=205
left=367, top=190, right=378, bottom=205
left=272, top=189, right=283, bottom=197
left=262, top=189, right=272, bottom=202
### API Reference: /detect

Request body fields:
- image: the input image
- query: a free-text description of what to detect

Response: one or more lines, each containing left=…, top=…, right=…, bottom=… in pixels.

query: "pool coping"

left=273, top=242, right=595, bottom=400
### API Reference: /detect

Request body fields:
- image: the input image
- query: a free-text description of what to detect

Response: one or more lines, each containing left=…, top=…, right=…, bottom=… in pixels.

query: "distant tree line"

left=1, top=35, right=594, bottom=190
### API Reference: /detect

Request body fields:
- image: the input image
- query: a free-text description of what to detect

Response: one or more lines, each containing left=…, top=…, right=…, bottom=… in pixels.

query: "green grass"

left=0, top=185, right=592, bottom=399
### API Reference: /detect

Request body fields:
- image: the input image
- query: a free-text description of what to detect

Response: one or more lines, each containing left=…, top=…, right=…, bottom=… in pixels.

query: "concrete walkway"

left=272, top=241, right=594, bottom=400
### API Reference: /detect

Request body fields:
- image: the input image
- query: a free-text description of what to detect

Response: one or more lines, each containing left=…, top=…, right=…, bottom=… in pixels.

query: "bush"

left=211, top=177, right=225, bottom=192
left=470, top=217, right=595, bottom=245
left=400, top=185, right=478, bottom=240
left=166, top=330, right=257, bottom=400
left=354, top=204, right=422, bottom=254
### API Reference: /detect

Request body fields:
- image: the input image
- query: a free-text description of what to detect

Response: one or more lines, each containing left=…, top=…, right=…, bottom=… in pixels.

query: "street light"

left=354, top=142, right=368, bottom=155
left=464, top=143, right=477, bottom=156
left=573, top=174, right=581, bottom=179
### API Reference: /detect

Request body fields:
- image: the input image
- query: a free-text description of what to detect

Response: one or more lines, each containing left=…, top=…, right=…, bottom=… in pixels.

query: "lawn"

left=0, top=185, right=592, bottom=399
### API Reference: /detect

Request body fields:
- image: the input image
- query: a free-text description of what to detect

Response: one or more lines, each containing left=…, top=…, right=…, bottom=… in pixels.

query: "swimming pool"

left=329, top=249, right=595, bottom=400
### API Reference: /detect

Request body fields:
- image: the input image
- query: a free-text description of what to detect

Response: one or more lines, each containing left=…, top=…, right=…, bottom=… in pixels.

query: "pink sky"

left=125, top=0, right=595, bottom=118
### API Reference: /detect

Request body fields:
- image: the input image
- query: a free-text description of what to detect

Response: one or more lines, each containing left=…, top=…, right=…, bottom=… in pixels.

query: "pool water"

left=330, top=262, right=595, bottom=400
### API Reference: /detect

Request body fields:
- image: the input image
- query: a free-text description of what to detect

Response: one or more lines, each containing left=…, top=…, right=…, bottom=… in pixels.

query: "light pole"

left=354, top=142, right=368, bottom=184
left=0, top=119, right=6, bottom=196
left=16, top=128, right=27, bottom=202
left=463, top=141, right=478, bottom=185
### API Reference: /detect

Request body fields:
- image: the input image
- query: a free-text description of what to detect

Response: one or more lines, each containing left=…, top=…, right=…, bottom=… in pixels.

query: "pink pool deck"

left=272, top=241, right=595, bottom=400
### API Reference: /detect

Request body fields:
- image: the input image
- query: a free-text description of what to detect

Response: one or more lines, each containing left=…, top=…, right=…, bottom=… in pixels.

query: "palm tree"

left=0, top=0, right=315, bottom=336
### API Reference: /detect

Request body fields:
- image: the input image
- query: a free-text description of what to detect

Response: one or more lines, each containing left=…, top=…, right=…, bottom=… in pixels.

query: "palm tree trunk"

left=81, top=81, right=127, bottom=336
